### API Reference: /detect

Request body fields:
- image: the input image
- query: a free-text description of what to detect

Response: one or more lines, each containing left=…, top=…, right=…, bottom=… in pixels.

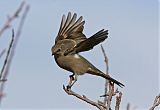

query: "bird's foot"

left=66, top=85, right=72, bottom=91
left=69, top=74, right=75, bottom=80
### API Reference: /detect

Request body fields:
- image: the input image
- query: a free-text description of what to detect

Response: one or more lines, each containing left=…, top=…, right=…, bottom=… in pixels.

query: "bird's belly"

left=56, top=55, right=87, bottom=75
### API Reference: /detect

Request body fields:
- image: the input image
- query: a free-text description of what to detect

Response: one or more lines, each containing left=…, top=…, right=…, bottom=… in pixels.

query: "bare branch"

left=1, top=4, right=30, bottom=80
left=115, top=92, right=122, bottom=110
left=149, top=94, right=160, bottom=110
left=101, top=44, right=109, bottom=105
left=0, top=30, right=14, bottom=80
left=0, top=30, right=14, bottom=102
left=0, top=1, right=25, bottom=37
left=100, top=45, right=123, bottom=110
left=100, top=45, right=109, bottom=73
left=101, top=45, right=114, bottom=110
left=0, top=4, right=30, bottom=104
left=106, top=83, right=115, bottom=110
left=63, top=85, right=106, bottom=110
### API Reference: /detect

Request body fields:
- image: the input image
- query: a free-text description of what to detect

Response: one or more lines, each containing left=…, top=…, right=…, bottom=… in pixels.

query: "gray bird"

left=51, top=12, right=124, bottom=88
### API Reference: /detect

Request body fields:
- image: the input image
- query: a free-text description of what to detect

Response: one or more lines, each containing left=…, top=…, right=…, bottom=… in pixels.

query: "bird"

left=51, top=12, right=124, bottom=88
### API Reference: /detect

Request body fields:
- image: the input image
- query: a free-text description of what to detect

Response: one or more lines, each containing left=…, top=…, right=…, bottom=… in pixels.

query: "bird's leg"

left=67, top=73, right=75, bottom=90
left=67, top=73, right=78, bottom=90
left=70, top=73, right=77, bottom=87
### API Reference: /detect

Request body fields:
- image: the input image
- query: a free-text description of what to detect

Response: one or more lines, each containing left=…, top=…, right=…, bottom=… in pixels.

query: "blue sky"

left=0, top=0, right=159, bottom=110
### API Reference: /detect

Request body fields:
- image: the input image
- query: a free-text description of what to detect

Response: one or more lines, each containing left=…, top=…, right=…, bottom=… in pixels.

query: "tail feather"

left=99, top=73, right=125, bottom=87
left=87, top=68, right=124, bottom=87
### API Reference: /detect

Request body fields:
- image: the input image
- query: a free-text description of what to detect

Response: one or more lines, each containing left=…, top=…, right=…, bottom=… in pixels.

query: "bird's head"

left=51, top=43, right=63, bottom=56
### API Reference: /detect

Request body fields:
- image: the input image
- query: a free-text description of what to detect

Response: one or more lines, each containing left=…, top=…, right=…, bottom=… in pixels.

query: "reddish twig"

left=0, top=1, right=25, bottom=37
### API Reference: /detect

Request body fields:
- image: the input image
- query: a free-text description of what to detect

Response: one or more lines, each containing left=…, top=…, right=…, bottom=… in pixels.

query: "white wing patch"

left=74, top=54, right=80, bottom=59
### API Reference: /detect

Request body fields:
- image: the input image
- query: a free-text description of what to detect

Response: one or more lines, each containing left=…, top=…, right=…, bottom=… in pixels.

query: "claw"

left=66, top=85, right=71, bottom=90
left=69, top=74, right=74, bottom=80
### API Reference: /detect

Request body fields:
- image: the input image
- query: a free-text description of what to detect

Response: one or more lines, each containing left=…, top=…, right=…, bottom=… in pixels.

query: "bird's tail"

left=87, top=68, right=124, bottom=87
left=99, top=72, right=125, bottom=87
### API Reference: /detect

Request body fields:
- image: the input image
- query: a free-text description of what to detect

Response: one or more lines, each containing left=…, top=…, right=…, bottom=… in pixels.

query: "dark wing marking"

left=55, top=15, right=66, bottom=42
left=55, top=12, right=86, bottom=43
left=74, top=29, right=108, bottom=53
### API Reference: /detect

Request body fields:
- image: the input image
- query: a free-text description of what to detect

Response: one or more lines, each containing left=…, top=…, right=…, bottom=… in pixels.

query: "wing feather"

left=62, top=13, right=77, bottom=36
left=60, top=12, right=71, bottom=36
left=55, top=12, right=85, bottom=43
left=56, top=15, right=66, bottom=42
left=74, top=29, right=108, bottom=53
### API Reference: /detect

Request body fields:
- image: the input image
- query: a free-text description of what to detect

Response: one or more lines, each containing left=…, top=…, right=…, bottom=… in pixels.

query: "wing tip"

left=118, top=83, right=125, bottom=88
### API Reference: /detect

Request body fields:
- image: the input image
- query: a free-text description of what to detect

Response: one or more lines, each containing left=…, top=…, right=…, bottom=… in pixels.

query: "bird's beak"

left=51, top=45, right=56, bottom=56
left=52, top=51, right=55, bottom=56
left=52, top=49, right=60, bottom=56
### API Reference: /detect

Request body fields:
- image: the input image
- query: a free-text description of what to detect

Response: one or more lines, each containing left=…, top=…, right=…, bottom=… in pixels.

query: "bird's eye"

left=57, top=48, right=61, bottom=52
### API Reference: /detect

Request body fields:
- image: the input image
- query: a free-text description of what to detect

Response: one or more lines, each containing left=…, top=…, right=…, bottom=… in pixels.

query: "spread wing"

left=64, top=29, right=108, bottom=55
left=55, top=12, right=86, bottom=44
left=74, top=29, right=108, bottom=53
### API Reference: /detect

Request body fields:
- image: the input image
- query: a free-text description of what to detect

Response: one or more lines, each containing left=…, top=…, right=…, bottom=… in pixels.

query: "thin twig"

left=100, top=45, right=123, bottom=110
left=0, top=30, right=14, bottom=80
left=149, top=94, right=160, bottom=110
left=101, top=44, right=113, bottom=110
left=101, top=44, right=109, bottom=105
left=115, top=92, right=122, bottom=110
left=1, top=5, right=30, bottom=80
left=100, top=45, right=109, bottom=73
left=0, top=1, right=25, bottom=37
left=0, top=4, right=30, bottom=104
left=106, top=83, right=115, bottom=110
left=0, top=30, right=14, bottom=101
left=63, top=85, right=106, bottom=110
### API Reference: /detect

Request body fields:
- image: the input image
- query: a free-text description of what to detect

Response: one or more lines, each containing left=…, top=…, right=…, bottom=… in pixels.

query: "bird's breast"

left=73, top=54, right=80, bottom=59
left=55, top=54, right=88, bottom=75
